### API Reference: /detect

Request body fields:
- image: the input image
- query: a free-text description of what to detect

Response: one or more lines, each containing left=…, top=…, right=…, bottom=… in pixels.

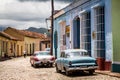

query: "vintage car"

left=55, top=49, right=98, bottom=76
left=30, top=51, right=55, bottom=67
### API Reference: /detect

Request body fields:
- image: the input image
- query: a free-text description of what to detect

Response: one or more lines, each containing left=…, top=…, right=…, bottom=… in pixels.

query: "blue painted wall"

left=53, top=0, right=112, bottom=62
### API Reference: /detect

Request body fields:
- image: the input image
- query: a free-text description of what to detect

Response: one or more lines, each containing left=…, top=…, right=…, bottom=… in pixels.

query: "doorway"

left=73, top=17, right=80, bottom=49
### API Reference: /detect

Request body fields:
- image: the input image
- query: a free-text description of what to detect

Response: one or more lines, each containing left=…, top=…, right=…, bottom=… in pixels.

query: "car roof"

left=34, top=51, right=50, bottom=53
left=62, top=49, right=87, bottom=53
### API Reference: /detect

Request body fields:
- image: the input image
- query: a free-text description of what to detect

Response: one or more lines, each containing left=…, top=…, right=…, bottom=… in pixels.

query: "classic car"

left=55, top=49, right=98, bottom=76
left=30, top=51, right=55, bottom=67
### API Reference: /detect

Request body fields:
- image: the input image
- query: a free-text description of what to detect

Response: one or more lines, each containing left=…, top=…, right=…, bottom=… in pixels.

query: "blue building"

left=53, top=0, right=120, bottom=72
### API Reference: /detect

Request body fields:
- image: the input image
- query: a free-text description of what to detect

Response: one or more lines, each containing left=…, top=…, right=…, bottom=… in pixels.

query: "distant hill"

left=26, top=27, right=50, bottom=37
left=0, top=26, right=7, bottom=31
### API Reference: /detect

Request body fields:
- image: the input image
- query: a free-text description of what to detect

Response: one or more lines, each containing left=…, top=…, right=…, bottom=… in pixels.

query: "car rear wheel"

left=56, top=65, right=61, bottom=73
left=31, top=63, right=33, bottom=67
left=89, top=70, right=94, bottom=75
left=30, top=60, right=34, bottom=67
left=33, top=64, right=39, bottom=68
left=50, top=63, right=53, bottom=67
left=33, top=62, right=39, bottom=68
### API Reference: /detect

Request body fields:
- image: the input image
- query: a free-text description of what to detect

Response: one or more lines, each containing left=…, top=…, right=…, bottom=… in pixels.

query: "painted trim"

left=53, top=10, right=65, bottom=19
left=112, top=63, right=120, bottom=73
left=91, top=2, right=104, bottom=9
left=58, top=20, right=66, bottom=24
left=105, top=0, right=112, bottom=62
left=112, top=61, right=120, bottom=64
left=79, top=10, right=86, bottom=14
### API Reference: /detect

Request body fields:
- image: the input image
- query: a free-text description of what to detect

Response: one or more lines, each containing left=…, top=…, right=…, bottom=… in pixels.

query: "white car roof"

left=63, top=49, right=87, bottom=53
left=34, top=51, right=50, bottom=53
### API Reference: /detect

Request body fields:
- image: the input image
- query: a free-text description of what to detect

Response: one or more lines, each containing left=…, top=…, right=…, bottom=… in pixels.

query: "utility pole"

left=50, top=0, right=54, bottom=55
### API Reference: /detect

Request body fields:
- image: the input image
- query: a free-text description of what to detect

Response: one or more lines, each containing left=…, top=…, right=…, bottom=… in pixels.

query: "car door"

left=57, top=52, right=63, bottom=70
left=60, top=51, right=66, bottom=70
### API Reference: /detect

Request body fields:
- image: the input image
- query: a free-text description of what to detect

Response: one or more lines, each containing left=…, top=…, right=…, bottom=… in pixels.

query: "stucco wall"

left=112, top=0, right=120, bottom=72
left=104, top=0, right=112, bottom=61
left=54, top=0, right=113, bottom=62
left=112, top=0, right=120, bottom=62
left=24, top=37, right=40, bottom=55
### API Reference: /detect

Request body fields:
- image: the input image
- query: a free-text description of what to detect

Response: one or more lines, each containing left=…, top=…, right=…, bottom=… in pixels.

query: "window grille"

left=94, top=6, right=105, bottom=58
left=81, top=12, right=91, bottom=55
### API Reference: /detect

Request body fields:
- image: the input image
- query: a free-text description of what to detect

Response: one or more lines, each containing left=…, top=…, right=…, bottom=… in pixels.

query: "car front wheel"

left=89, top=70, right=94, bottom=75
left=64, top=68, right=70, bottom=76
left=56, top=65, right=61, bottom=73
left=50, top=63, right=53, bottom=67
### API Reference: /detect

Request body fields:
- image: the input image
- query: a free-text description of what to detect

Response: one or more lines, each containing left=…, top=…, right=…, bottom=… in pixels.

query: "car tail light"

left=69, top=61, right=72, bottom=66
left=34, top=57, right=39, bottom=61
left=95, top=60, right=98, bottom=66
left=50, top=57, right=55, bottom=61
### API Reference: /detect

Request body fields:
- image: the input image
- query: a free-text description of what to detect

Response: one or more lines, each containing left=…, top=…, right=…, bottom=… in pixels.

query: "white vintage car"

left=30, top=51, right=55, bottom=68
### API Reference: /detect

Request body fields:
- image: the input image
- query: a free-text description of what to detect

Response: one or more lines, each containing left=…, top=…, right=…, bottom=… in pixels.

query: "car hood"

left=68, top=56, right=96, bottom=63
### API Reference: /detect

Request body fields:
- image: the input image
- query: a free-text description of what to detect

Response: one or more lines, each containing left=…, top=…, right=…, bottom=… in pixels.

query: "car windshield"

left=66, top=51, right=89, bottom=58
left=34, top=51, right=50, bottom=56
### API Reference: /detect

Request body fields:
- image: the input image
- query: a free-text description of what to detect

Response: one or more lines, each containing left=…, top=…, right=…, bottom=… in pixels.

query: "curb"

left=95, top=70, right=120, bottom=78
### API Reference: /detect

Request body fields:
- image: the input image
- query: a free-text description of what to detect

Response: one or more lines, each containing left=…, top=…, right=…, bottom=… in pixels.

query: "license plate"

left=80, top=66, right=87, bottom=68
left=43, top=58, right=47, bottom=63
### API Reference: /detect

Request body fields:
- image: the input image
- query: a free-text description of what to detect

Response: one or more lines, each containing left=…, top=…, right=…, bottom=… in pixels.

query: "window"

left=63, top=35, right=66, bottom=45
left=81, top=12, right=91, bottom=55
left=94, top=6, right=105, bottom=58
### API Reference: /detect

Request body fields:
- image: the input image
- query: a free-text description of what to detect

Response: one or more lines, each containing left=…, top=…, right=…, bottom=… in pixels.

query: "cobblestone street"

left=0, top=57, right=120, bottom=80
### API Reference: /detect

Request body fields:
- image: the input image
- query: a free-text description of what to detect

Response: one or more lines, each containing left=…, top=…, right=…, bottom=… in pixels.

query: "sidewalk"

left=95, top=70, right=120, bottom=78
left=0, top=57, right=12, bottom=61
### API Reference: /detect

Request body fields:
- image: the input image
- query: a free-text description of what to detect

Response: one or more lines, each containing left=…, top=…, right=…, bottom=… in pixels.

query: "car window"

left=66, top=51, right=89, bottom=57
left=66, top=54, right=70, bottom=58
left=39, top=52, right=50, bottom=55
left=34, top=51, right=50, bottom=56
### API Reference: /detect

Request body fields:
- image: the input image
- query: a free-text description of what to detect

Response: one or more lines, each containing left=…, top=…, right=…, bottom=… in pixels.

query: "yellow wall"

left=0, top=36, right=9, bottom=57
left=16, top=41, right=24, bottom=56
left=0, top=36, right=18, bottom=57
left=24, top=37, right=41, bottom=55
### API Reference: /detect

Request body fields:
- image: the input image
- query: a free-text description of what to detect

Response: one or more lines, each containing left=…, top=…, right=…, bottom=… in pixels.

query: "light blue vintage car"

left=55, top=49, right=98, bottom=76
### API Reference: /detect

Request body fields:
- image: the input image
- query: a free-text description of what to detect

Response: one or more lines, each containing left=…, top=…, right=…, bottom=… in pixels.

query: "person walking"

left=23, top=50, right=26, bottom=58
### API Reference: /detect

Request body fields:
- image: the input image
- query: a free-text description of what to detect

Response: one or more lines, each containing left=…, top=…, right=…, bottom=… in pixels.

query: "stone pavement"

left=96, top=70, right=120, bottom=78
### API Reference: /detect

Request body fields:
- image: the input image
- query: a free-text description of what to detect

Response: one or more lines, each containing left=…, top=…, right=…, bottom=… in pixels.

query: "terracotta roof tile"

left=0, top=31, right=21, bottom=41
left=5, top=27, right=49, bottom=40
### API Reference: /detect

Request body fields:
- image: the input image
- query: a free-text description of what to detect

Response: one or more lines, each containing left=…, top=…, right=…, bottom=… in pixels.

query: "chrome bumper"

left=34, top=61, right=54, bottom=65
left=67, top=66, right=98, bottom=71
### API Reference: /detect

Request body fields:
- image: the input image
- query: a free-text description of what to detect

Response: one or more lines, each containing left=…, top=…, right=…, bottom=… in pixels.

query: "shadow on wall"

left=0, top=56, right=12, bottom=62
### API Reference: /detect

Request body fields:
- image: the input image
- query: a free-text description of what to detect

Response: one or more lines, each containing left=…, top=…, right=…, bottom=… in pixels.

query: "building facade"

left=4, top=27, right=50, bottom=56
left=53, top=0, right=120, bottom=72
left=0, top=32, right=20, bottom=57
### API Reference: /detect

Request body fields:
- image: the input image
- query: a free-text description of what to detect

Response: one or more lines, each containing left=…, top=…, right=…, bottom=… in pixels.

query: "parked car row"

left=30, top=49, right=98, bottom=76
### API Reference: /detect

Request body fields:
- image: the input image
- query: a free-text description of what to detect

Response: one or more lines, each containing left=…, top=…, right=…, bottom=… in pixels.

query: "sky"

left=0, top=0, right=72, bottom=29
